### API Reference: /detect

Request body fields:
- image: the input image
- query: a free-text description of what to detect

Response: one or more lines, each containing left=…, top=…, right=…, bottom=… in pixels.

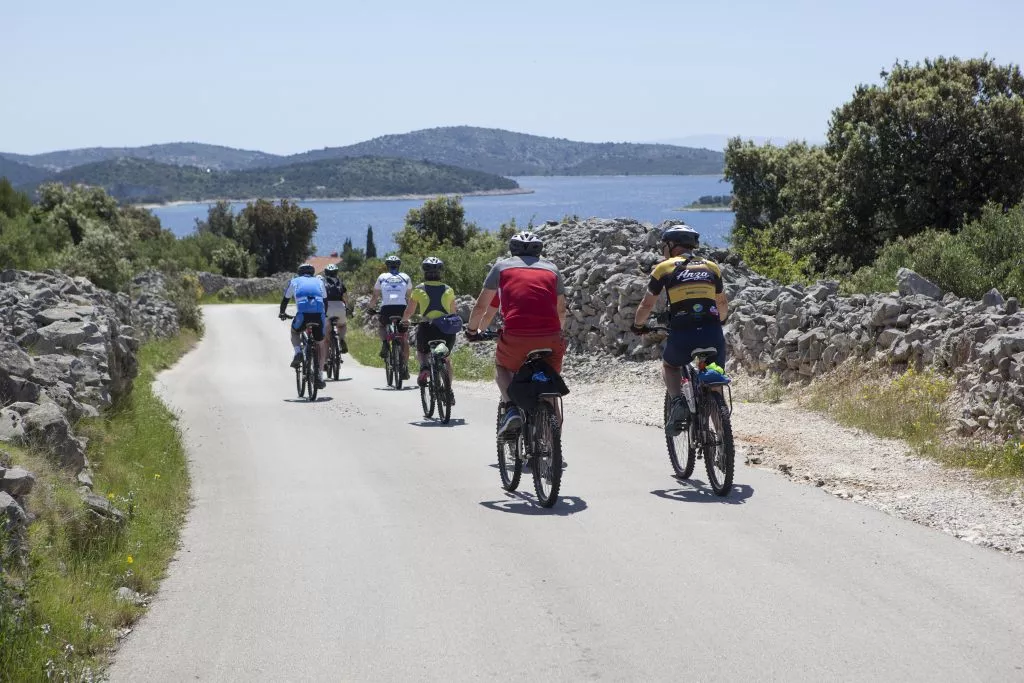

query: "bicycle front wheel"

left=420, top=365, right=436, bottom=418
left=436, top=367, right=452, bottom=424
left=531, top=401, right=562, bottom=508
left=703, top=391, right=735, bottom=496
left=665, top=393, right=696, bottom=479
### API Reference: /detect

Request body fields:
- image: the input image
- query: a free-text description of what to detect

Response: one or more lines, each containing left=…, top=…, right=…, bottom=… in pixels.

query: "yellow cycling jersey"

left=409, top=281, right=456, bottom=319
left=648, top=255, right=724, bottom=325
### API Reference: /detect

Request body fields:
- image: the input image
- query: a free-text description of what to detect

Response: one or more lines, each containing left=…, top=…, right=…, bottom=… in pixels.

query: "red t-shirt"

left=483, top=256, right=565, bottom=336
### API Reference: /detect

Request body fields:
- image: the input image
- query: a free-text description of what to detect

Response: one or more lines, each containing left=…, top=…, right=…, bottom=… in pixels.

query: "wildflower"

left=153, top=473, right=161, bottom=479
left=126, top=555, right=134, bottom=565
left=107, top=493, right=115, bottom=500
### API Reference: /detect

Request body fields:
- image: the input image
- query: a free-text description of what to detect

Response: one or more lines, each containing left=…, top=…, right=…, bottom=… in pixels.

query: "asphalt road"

left=109, top=305, right=1024, bottom=682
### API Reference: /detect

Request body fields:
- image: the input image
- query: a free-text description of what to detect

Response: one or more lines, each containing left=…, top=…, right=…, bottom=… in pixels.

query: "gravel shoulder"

left=458, top=354, right=1024, bottom=556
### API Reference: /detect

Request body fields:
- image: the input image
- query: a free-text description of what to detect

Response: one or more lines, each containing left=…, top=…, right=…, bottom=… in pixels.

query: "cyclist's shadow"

left=479, top=491, right=588, bottom=516
left=408, top=418, right=467, bottom=427
left=282, top=396, right=335, bottom=404
left=650, top=479, right=754, bottom=505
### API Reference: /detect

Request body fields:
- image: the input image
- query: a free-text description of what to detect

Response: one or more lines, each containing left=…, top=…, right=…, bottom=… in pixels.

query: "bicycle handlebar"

left=465, top=330, right=499, bottom=342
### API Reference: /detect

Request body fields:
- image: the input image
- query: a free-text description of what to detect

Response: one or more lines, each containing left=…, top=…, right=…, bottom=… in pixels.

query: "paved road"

left=110, top=305, right=1024, bottom=682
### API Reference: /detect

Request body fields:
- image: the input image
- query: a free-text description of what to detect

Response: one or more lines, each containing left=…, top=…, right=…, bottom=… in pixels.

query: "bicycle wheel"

left=307, top=345, right=319, bottom=402
left=531, top=402, right=562, bottom=508
left=385, top=341, right=395, bottom=387
left=330, top=337, right=341, bottom=380
left=436, top=367, right=452, bottom=424
left=703, top=391, right=735, bottom=496
left=391, top=343, right=404, bottom=390
left=665, top=392, right=695, bottom=479
left=497, top=404, right=522, bottom=491
left=296, top=363, right=304, bottom=397
left=420, top=363, right=436, bottom=418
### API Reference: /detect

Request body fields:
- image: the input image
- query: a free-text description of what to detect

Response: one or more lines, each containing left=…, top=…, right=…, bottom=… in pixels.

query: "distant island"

left=677, top=194, right=734, bottom=211
left=1, top=126, right=725, bottom=179
left=15, top=156, right=521, bottom=205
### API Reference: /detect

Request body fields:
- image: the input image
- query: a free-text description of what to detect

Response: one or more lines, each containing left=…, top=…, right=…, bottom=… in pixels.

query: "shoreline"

left=135, top=187, right=534, bottom=209
left=674, top=206, right=733, bottom=212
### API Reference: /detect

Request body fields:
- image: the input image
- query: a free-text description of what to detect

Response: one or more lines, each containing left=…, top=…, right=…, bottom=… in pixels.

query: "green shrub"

left=58, top=222, right=134, bottom=292
left=217, top=286, right=238, bottom=302
left=165, top=273, right=204, bottom=332
left=734, top=229, right=813, bottom=285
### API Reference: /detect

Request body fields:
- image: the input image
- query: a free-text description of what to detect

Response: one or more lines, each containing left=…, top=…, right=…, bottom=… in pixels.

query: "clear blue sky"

left=4, top=0, right=1023, bottom=155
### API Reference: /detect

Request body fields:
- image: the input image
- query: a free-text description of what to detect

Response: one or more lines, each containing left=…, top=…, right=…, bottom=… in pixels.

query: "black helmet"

left=509, top=231, right=543, bottom=257
left=422, top=256, right=444, bottom=279
left=661, top=224, right=700, bottom=249
left=297, top=263, right=315, bottom=276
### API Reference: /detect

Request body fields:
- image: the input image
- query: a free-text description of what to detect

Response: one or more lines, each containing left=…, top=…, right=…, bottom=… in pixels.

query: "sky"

left=3, top=0, right=1024, bottom=155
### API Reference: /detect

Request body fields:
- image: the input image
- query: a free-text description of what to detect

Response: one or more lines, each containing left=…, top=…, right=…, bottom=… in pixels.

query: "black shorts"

left=292, top=311, right=326, bottom=342
left=378, top=305, right=406, bottom=327
left=417, top=321, right=457, bottom=354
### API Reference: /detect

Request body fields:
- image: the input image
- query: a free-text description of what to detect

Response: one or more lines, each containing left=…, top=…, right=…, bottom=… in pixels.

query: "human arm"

left=279, top=280, right=294, bottom=318
left=632, top=291, right=659, bottom=330
left=468, top=289, right=497, bottom=331
left=401, top=299, right=417, bottom=326
left=557, top=294, right=567, bottom=330
left=716, top=293, right=729, bottom=322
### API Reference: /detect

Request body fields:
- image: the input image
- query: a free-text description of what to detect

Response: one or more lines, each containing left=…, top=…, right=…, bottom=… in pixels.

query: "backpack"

left=324, top=276, right=346, bottom=301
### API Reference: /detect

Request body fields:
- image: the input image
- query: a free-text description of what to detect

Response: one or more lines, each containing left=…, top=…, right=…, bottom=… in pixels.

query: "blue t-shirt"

left=284, top=276, right=327, bottom=314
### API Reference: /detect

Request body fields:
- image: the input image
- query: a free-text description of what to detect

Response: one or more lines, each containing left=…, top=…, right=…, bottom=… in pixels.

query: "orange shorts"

left=496, top=332, right=566, bottom=373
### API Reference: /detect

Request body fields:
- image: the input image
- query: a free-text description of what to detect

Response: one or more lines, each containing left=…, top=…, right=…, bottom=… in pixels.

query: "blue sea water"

left=149, top=175, right=735, bottom=254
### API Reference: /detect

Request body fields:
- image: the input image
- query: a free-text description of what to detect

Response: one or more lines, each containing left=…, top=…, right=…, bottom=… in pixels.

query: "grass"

left=345, top=327, right=495, bottom=381
left=802, top=365, right=1024, bottom=479
left=0, top=331, right=197, bottom=682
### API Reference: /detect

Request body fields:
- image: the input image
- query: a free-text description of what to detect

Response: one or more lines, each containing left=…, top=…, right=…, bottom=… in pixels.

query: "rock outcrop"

left=196, top=271, right=289, bottom=299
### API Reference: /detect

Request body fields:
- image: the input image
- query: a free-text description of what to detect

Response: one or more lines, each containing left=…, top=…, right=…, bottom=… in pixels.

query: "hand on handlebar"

left=630, top=323, right=649, bottom=336
left=279, top=313, right=292, bottom=321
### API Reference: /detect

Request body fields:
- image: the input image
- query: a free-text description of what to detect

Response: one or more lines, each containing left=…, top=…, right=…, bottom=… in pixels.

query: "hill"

left=279, top=126, right=725, bottom=176
left=3, top=142, right=283, bottom=172
left=19, top=156, right=521, bottom=204
left=0, top=156, right=52, bottom=185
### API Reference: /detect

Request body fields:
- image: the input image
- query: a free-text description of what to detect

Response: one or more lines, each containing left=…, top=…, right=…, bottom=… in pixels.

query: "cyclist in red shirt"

left=466, top=231, right=567, bottom=436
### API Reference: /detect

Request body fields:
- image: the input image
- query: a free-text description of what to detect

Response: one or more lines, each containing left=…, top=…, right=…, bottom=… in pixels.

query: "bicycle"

left=640, top=319, right=736, bottom=496
left=469, top=330, right=567, bottom=508
left=367, top=309, right=406, bottom=390
left=281, top=314, right=320, bottom=402
left=325, top=316, right=344, bottom=381
left=421, top=339, right=454, bottom=424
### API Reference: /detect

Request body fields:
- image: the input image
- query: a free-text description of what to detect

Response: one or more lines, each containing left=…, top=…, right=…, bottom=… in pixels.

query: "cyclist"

left=319, top=263, right=349, bottom=358
left=631, top=224, right=729, bottom=434
left=279, top=262, right=328, bottom=390
left=466, top=231, right=566, bottom=436
left=366, top=254, right=412, bottom=381
left=401, top=256, right=461, bottom=400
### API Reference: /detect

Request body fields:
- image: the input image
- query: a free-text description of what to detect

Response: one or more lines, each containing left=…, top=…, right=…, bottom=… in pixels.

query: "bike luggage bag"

left=507, top=359, right=569, bottom=413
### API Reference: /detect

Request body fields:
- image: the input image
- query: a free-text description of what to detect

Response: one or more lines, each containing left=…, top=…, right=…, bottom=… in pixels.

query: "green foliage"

left=0, top=177, right=31, bottom=218
left=163, top=272, right=204, bottom=332
left=58, top=221, right=135, bottom=291
left=341, top=237, right=366, bottom=272
left=734, top=229, right=813, bottom=285
left=236, top=199, right=317, bottom=276
left=726, top=57, right=1024, bottom=279
left=686, top=194, right=734, bottom=208
left=404, top=195, right=469, bottom=246
left=211, top=241, right=256, bottom=278
left=0, top=212, right=71, bottom=270
left=365, top=225, right=377, bottom=259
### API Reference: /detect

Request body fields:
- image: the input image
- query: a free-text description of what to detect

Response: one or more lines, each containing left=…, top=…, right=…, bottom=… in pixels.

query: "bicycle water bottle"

left=681, top=378, right=696, bottom=413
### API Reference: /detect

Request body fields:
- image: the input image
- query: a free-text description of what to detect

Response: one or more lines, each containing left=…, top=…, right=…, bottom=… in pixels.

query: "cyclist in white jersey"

left=366, top=255, right=412, bottom=380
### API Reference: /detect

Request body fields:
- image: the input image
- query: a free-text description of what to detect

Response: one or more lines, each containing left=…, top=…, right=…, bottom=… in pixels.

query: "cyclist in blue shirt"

left=279, top=263, right=328, bottom=389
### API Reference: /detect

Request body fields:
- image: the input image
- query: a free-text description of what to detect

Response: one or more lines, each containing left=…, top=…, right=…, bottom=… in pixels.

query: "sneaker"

left=316, top=378, right=327, bottom=390
left=290, top=352, right=302, bottom=369
left=340, top=339, right=349, bottom=354
left=497, top=406, right=523, bottom=437
left=418, top=369, right=430, bottom=387
left=379, top=343, right=388, bottom=359
left=666, top=396, right=690, bottom=436
left=400, top=365, right=410, bottom=381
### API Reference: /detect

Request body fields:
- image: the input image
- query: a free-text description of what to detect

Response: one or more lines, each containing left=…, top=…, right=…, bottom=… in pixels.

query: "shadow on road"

left=409, top=418, right=467, bottom=427
left=281, top=396, right=335, bottom=404
left=372, top=387, right=416, bottom=392
left=479, top=492, right=588, bottom=516
left=650, top=480, right=754, bottom=505
left=328, top=377, right=354, bottom=383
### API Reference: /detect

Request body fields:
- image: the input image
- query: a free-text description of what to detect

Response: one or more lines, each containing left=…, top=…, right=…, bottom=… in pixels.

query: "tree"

left=0, top=178, right=31, bottom=219
left=195, top=200, right=238, bottom=240
left=341, top=237, right=366, bottom=272
left=404, top=195, right=468, bottom=247
left=236, top=199, right=318, bottom=275
left=365, top=225, right=377, bottom=258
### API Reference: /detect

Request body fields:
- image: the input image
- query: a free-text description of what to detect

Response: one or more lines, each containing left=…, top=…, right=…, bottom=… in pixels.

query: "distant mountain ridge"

left=0, top=156, right=52, bottom=186
left=2, top=127, right=724, bottom=178
left=16, top=156, right=520, bottom=204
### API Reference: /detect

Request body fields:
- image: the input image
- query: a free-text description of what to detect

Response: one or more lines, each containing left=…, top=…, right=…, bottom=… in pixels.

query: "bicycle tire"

left=532, top=402, right=562, bottom=508
left=307, top=345, right=319, bottom=402
left=496, top=404, right=522, bottom=491
left=664, top=392, right=696, bottom=479
left=420, top=363, right=436, bottom=418
left=392, top=343, right=404, bottom=390
left=330, top=337, right=341, bottom=380
left=703, top=391, right=735, bottom=496
left=296, top=366, right=304, bottom=397
left=385, top=341, right=395, bottom=387
left=436, top=366, right=452, bottom=424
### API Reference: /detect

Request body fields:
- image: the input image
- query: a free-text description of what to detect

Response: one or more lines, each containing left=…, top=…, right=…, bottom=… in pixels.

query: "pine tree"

left=365, top=225, right=377, bottom=259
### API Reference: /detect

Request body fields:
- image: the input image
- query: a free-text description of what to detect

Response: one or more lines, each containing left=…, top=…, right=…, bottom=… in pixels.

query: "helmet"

left=297, top=263, right=315, bottom=276
left=422, top=256, right=444, bottom=279
left=324, top=263, right=339, bottom=274
left=384, top=255, right=401, bottom=267
left=661, top=224, right=700, bottom=249
left=509, top=231, right=543, bottom=257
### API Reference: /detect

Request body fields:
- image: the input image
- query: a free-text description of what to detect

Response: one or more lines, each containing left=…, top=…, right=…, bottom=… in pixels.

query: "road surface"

left=110, top=305, right=1024, bottom=681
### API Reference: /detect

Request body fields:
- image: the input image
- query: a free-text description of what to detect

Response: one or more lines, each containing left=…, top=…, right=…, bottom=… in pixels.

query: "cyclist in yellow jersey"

left=401, top=257, right=463, bottom=396
left=631, top=224, right=729, bottom=434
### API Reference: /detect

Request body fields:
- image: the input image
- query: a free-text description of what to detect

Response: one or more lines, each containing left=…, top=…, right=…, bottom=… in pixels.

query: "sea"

left=149, top=175, right=735, bottom=254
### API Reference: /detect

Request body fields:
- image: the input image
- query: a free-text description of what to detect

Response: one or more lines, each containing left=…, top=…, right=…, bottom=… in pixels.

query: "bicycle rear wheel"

left=420, top=364, right=436, bottom=418
left=703, top=391, right=734, bottom=496
left=385, top=341, right=395, bottom=387
left=307, top=345, right=319, bottom=402
left=330, top=336, right=341, bottom=380
left=531, top=401, right=562, bottom=508
left=665, top=392, right=695, bottom=479
left=497, top=404, right=522, bottom=491
left=436, top=367, right=452, bottom=424
left=391, top=343, right=404, bottom=390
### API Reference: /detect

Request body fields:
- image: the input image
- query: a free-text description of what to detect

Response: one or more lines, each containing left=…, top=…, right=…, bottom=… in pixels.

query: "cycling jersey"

left=648, top=255, right=723, bottom=327
left=374, top=271, right=412, bottom=306
left=409, top=281, right=456, bottom=320
left=284, top=275, right=327, bottom=314
left=483, top=256, right=564, bottom=336
left=320, top=274, right=347, bottom=302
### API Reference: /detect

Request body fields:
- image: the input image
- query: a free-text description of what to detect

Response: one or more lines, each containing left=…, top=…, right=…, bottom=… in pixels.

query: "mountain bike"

left=469, top=330, right=567, bottom=508
left=326, top=316, right=344, bottom=381
left=368, top=310, right=406, bottom=389
left=421, top=339, right=454, bottom=424
left=640, top=320, right=735, bottom=496
left=282, top=314, right=320, bottom=402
